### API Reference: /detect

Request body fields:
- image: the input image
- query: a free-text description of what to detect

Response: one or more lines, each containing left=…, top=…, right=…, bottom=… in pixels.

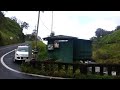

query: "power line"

left=39, top=11, right=54, bottom=32
left=40, top=19, right=50, bottom=31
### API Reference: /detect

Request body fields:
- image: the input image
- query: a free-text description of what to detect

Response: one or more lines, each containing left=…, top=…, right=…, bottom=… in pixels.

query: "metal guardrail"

left=28, top=61, right=120, bottom=76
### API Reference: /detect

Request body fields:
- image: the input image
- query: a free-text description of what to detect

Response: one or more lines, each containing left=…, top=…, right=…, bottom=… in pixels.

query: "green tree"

left=115, top=25, right=120, bottom=31
left=0, top=11, right=4, bottom=17
left=10, top=16, right=17, bottom=22
left=95, top=28, right=104, bottom=37
left=20, top=21, right=29, bottom=31
left=50, top=31, right=55, bottom=37
left=0, top=11, right=5, bottom=25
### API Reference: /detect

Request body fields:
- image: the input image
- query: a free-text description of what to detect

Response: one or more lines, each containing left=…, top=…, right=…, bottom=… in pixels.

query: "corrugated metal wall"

left=73, top=39, right=92, bottom=61
left=48, top=40, right=73, bottom=63
left=48, top=39, right=92, bottom=63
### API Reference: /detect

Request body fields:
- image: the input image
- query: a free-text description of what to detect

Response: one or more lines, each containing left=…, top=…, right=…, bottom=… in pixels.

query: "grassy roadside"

left=20, top=62, right=120, bottom=79
left=27, top=41, right=48, bottom=61
left=0, top=14, right=24, bottom=46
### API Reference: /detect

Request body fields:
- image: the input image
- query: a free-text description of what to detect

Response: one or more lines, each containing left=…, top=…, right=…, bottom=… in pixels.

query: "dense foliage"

left=91, top=27, right=120, bottom=64
left=0, top=11, right=27, bottom=46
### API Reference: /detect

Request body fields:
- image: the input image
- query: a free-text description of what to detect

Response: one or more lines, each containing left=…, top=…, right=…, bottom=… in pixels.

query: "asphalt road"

left=0, top=43, right=47, bottom=79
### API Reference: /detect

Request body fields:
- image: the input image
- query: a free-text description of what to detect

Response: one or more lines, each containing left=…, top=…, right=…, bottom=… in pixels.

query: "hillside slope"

left=93, top=30, right=120, bottom=64
left=0, top=12, right=25, bottom=46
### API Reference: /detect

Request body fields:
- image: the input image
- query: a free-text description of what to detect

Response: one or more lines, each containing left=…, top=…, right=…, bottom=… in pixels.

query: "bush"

left=74, top=69, right=81, bottom=79
left=53, top=71, right=59, bottom=77
left=59, top=69, right=66, bottom=77
left=31, top=41, right=48, bottom=61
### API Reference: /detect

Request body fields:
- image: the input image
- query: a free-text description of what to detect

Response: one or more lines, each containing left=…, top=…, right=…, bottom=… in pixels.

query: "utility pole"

left=35, top=11, right=40, bottom=50
left=34, top=11, right=40, bottom=60
left=51, top=11, right=53, bottom=33
left=50, top=11, right=54, bottom=37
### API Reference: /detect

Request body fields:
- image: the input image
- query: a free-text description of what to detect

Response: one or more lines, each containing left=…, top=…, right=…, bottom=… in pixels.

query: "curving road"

left=0, top=43, right=48, bottom=79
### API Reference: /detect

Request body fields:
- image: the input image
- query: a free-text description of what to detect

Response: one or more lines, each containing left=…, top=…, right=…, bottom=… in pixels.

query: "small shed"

left=43, top=35, right=92, bottom=63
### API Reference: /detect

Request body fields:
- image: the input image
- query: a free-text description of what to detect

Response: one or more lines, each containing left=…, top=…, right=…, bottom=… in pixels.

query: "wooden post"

left=83, top=65, right=87, bottom=75
left=92, top=66, right=95, bottom=74
left=58, top=63, right=62, bottom=71
left=51, top=63, right=53, bottom=71
left=39, top=63, right=42, bottom=70
left=73, top=64, right=76, bottom=74
left=30, top=60, right=36, bottom=68
left=100, top=66, right=104, bottom=75
left=65, top=64, right=68, bottom=72
left=116, top=66, right=120, bottom=76
left=80, top=64, right=87, bottom=75
left=108, top=66, right=112, bottom=76
left=44, top=63, right=47, bottom=71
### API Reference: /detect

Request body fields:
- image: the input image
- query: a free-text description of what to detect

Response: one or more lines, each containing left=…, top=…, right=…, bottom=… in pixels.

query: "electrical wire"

left=40, top=11, right=54, bottom=32
left=40, top=19, right=50, bottom=31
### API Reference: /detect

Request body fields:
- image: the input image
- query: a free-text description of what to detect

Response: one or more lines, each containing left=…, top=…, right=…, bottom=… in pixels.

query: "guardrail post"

left=65, top=64, right=68, bottom=72
left=58, top=63, right=62, bottom=71
left=83, top=65, right=87, bottom=75
left=38, top=62, right=42, bottom=70
left=30, top=60, right=36, bottom=68
left=116, top=65, right=120, bottom=76
left=50, top=62, right=53, bottom=71
left=92, top=66, right=95, bottom=74
left=100, top=65, right=104, bottom=75
left=108, top=66, right=112, bottom=76
left=73, top=64, right=76, bottom=74
left=80, top=64, right=87, bottom=75
left=44, top=62, right=47, bottom=71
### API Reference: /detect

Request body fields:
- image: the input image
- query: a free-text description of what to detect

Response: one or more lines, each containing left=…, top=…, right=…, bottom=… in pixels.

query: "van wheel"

left=22, top=60, right=25, bottom=63
left=13, top=59, right=16, bottom=63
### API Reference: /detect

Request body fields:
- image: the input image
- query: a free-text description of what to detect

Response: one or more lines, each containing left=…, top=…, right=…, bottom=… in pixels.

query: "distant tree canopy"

left=115, top=25, right=120, bottom=31
left=0, top=11, right=4, bottom=17
left=32, top=29, right=37, bottom=36
left=50, top=31, right=55, bottom=37
left=10, top=16, right=29, bottom=31
left=10, top=16, right=17, bottom=22
left=20, top=21, right=29, bottom=30
left=95, top=28, right=104, bottom=37
left=1, top=11, right=7, bottom=16
left=0, top=11, right=5, bottom=25
left=95, top=28, right=113, bottom=38
left=90, top=36, right=97, bottom=41
left=25, top=29, right=42, bottom=41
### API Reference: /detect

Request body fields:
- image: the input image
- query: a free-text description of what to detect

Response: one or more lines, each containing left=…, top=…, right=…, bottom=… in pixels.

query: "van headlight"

left=16, top=53, right=19, bottom=55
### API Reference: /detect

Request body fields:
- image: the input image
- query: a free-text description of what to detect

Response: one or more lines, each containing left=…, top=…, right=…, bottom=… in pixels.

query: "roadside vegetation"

left=0, top=11, right=29, bottom=46
left=31, top=41, right=48, bottom=60
left=21, top=25, right=120, bottom=79
left=20, top=61, right=120, bottom=79
left=25, top=30, right=48, bottom=61
left=91, top=26, right=120, bottom=64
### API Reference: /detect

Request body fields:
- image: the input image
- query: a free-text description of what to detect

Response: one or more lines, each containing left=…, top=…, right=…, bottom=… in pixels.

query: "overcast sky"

left=4, top=11, right=120, bottom=41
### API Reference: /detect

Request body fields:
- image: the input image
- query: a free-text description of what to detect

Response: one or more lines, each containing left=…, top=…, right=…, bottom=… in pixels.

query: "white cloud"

left=5, top=11, right=120, bottom=41
left=5, top=11, right=38, bottom=34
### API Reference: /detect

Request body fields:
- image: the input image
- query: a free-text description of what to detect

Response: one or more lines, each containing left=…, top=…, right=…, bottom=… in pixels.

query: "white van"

left=14, top=46, right=30, bottom=62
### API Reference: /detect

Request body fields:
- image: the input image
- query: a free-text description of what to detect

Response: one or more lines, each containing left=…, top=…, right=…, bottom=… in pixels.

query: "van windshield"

left=17, top=47, right=28, bottom=52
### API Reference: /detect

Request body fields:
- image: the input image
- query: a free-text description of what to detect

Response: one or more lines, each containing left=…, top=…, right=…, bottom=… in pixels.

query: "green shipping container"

left=43, top=35, right=92, bottom=63
left=73, top=39, right=92, bottom=61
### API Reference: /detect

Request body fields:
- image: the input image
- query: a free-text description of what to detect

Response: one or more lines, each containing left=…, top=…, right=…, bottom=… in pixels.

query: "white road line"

left=1, top=49, right=22, bottom=74
left=0, top=49, right=69, bottom=79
